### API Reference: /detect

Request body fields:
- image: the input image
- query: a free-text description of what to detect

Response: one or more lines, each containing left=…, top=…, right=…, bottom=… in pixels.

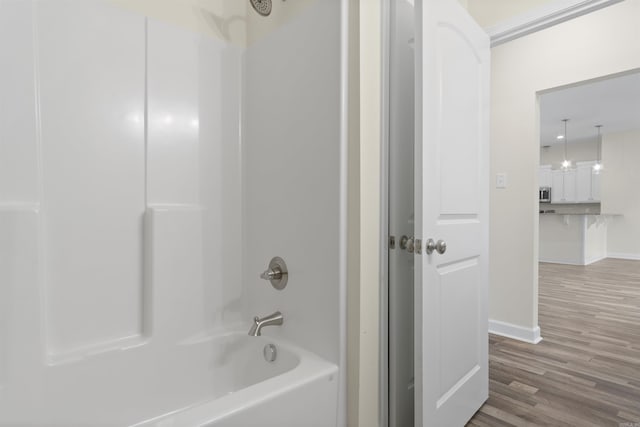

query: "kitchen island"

left=539, top=213, right=618, bottom=265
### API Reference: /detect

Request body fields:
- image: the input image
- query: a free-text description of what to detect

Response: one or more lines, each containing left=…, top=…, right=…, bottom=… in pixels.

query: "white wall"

left=540, top=139, right=598, bottom=168
left=601, top=129, right=640, bottom=259
left=465, top=0, right=558, bottom=28
left=491, top=0, right=640, bottom=332
left=109, top=0, right=248, bottom=46
left=110, top=0, right=318, bottom=48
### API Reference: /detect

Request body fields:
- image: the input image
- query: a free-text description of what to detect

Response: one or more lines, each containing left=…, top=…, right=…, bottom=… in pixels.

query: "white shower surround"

left=0, top=0, right=348, bottom=425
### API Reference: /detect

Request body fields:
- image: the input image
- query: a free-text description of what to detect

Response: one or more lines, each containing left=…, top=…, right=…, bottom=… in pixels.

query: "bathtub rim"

left=130, top=331, right=338, bottom=427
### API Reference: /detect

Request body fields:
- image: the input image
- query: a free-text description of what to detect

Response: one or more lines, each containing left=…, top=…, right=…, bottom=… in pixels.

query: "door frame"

left=377, top=1, right=624, bottom=425
left=379, top=0, right=391, bottom=425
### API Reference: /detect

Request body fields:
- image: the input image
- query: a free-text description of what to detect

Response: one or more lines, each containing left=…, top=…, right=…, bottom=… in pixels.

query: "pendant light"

left=561, top=119, right=571, bottom=170
left=593, top=125, right=603, bottom=174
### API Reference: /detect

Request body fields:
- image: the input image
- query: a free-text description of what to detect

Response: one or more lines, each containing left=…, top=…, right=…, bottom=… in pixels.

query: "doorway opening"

left=537, top=70, right=640, bottom=269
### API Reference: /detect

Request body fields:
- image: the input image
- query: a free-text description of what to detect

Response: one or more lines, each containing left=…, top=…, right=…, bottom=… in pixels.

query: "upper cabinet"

left=551, top=169, right=576, bottom=203
left=546, top=163, right=600, bottom=204
left=576, top=161, right=601, bottom=202
left=539, top=165, right=552, bottom=188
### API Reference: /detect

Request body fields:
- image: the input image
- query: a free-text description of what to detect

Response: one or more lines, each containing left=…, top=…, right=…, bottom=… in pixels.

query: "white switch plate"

left=496, top=173, right=507, bottom=189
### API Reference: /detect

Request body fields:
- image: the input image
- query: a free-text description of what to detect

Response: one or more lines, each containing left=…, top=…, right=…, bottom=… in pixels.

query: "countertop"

left=539, top=211, right=621, bottom=216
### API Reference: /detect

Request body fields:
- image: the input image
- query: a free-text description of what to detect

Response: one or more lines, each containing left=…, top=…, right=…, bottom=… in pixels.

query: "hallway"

left=469, top=258, right=640, bottom=426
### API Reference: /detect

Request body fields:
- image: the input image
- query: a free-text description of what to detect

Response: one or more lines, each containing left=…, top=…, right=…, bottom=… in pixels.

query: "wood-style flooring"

left=468, top=258, right=640, bottom=427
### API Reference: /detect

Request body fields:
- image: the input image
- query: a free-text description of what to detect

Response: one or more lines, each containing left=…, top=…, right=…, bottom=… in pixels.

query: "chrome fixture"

left=594, top=125, right=603, bottom=174
left=260, top=256, right=288, bottom=290
left=263, top=343, right=277, bottom=362
left=561, top=119, right=572, bottom=170
left=248, top=311, right=284, bottom=336
left=400, top=235, right=415, bottom=253
left=425, top=238, right=447, bottom=255
left=390, top=235, right=423, bottom=255
left=250, top=0, right=272, bottom=16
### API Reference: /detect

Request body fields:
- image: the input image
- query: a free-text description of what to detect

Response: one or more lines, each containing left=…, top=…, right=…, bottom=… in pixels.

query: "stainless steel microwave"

left=539, top=187, right=551, bottom=203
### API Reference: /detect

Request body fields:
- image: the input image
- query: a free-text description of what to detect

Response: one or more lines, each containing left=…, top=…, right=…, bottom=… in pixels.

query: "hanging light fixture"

left=593, top=125, right=603, bottom=174
left=561, top=119, right=571, bottom=170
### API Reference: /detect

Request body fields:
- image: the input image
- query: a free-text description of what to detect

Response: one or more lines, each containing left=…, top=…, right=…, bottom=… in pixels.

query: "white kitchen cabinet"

left=551, top=170, right=563, bottom=203
left=551, top=169, right=576, bottom=203
left=539, top=165, right=552, bottom=188
left=592, top=171, right=601, bottom=201
left=576, top=161, right=601, bottom=202
left=564, top=169, right=576, bottom=202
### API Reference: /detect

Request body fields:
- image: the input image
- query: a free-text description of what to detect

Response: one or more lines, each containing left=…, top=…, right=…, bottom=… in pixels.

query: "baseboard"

left=585, top=255, right=607, bottom=265
left=489, top=319, right=542, bottom=344
left=540, top=256, right=608, bottom=266
left=608, top=252, right=640, bottom=261
left=539, top=258, right=583, bottom=266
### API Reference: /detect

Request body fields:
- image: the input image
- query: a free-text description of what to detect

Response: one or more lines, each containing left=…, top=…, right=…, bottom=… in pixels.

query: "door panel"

left=414, top=0, right=489, bottom=425
left=437, top=27, right=481, bottom=216
left=437, top=260, right=480, bottom=398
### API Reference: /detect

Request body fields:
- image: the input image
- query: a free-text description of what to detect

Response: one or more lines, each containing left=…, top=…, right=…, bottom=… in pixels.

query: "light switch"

left=496, top=173, right=507, bottom=189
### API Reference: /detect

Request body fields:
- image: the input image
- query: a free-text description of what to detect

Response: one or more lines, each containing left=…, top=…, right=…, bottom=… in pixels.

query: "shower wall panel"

left=146, top=18, right=245, bottom=331
left=0, top=0, right=244, bottom=418
left=0, top=0, right=39, bottom=204
left=0, top=210, right=41, bottom=395
left=0, top=0, right=42, bottom=393
left=146, top=206, right=205, bottom=341
left=196, top=42, right=245, bottom=328
left=147, top=19, right=200, bottom=206
left=243, top=0, right=342, bottom=364
left=37, top=0, right=147, bottom=358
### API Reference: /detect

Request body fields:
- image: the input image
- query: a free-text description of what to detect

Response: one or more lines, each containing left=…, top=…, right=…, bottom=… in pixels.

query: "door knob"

left=425, top=239, right=447, bottom=255
left=406, top=237, right=415, bottom=254
left=399, top=235, right=415, bottom=253
left=400, top=235, right=409, bottom=250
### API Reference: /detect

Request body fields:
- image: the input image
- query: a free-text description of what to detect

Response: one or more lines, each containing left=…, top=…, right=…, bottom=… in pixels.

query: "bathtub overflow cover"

left=263, top=343, right=277, bottom=363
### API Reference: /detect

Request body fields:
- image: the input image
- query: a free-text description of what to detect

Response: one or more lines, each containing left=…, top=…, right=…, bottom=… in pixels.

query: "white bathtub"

left=0, top=332, right=338, bottom=426
left=131, top=333, right=339, bottom=427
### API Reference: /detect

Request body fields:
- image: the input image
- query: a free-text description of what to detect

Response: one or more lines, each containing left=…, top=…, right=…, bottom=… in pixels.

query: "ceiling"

left=539, top=71, right=640, bottom=146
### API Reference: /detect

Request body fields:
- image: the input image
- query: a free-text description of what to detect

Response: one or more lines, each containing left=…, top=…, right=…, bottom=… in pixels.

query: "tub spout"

left=248, top=311, right=283, bottom=336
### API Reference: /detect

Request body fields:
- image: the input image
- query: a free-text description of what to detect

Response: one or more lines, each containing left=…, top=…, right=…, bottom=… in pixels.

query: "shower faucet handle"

left=261, top=267, right=283, bottom=281
left=260, top=257, right=288, bottom=290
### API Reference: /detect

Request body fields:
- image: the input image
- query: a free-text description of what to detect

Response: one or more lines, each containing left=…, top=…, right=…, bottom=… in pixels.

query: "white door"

left=414, top=0, right=489, bottom=425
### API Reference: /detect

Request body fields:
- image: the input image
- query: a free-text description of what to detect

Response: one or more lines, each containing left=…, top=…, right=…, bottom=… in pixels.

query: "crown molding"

left=487, top=0, right=624, bottom=47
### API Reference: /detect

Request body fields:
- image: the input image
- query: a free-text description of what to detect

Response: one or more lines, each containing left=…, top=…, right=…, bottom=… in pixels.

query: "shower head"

left=250, top=0, right=272, bottom=16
